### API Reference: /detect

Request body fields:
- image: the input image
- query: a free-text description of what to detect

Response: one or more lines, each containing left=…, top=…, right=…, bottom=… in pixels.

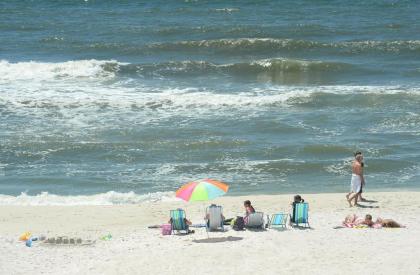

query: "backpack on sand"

left=233, top=216, right=245, bottom=231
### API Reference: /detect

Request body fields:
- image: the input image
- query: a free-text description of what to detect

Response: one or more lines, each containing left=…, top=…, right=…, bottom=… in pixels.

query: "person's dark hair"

left=294, top=195, right=304, bottom=203
left=354, top=151, right=362, bottom=157
left=365, top=214, right=372, bottom=221
left=244, top=200, right=251, bottom=206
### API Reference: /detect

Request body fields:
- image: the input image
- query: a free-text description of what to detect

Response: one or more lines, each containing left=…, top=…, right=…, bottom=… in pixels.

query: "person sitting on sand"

left=244, top=200, right=255, bottom=215
left=223, top=200, right=255, bottom=225
left=243, top=200, right=256, bottom=225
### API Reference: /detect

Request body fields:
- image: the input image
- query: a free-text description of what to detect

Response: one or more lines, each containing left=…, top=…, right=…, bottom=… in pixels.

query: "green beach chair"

left=290, top=202, right=310, bottom=228
left=170, top=209, right=189, bottom=234
left=269, top=213, right=288, bottom=230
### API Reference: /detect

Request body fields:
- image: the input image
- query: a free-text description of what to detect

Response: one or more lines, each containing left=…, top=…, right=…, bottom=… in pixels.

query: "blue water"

left=0, top=0, right=419, bottom=203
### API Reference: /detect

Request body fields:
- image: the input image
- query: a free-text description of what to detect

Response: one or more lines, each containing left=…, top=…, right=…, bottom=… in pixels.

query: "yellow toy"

left=19, top=231, right=31, bottom=241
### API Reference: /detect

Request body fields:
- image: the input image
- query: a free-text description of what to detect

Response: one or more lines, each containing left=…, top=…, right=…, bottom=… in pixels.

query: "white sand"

left=1, top=192, right=420, bottom=275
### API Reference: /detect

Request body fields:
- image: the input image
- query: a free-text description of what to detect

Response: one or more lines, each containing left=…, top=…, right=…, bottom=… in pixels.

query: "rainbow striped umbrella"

left=176, top=179, right=229, bottom=202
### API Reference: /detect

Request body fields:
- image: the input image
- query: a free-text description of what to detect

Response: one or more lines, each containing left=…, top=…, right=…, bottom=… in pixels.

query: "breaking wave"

left=0, top=58, right=364, bottom=86
left=0, top=191, right=176, bottom=205
left=0, top=59, right=121, bottom=82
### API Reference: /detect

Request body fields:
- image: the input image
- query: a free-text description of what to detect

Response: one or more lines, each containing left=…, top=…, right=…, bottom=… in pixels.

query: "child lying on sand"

left=343, top=214, right=404, bottom=228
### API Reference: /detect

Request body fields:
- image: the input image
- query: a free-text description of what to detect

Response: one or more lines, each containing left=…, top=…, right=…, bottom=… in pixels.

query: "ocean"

left=0, top=0, right=419, bottom=204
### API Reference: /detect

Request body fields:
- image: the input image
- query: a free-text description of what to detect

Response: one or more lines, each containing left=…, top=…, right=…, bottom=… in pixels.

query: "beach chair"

left=245, top=212, right=265, bottom=229
left=170, top=209, right=189, bottom=234
left=290, top=203, right=310, bottom=228
left=205, top=205, right=224, bottom=232
left=269, top=213, right=288, bottom=230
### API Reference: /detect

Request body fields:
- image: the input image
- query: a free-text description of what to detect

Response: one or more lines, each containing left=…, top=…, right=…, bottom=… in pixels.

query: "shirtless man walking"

left=346, top=152, right=365, bottom=207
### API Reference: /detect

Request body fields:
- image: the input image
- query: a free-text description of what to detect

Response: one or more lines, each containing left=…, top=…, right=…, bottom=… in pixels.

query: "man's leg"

left=347, top=192, right=356, bottom=207
left=357, top=184, right=366, bottom=201
left=353, top=193, right=359, bottom=206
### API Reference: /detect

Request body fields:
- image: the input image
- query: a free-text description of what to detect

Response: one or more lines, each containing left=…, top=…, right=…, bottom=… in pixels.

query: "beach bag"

left=233, top=216, right=245, bottom=231
left=161, top=224, right=172, bottom=235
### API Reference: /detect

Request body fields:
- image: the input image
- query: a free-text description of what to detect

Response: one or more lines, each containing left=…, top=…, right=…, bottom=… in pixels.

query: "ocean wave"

left=118, top=58, right=355, bottom=80
left=148, top=38, right=420, bottom=54
left=288, top=87, right=420, bottom=108
left=148, top=38, right=320, bottom=52
left=0, top=58, right=357, bottom=84
left=0, top=86, right=309, bottom=114
left=42, top=38, right=420, bottom=59
left=0, top=191, right=176, bottom=206
left=0, top=59, right=121, bottom=82
left=1, top=83, right=420, bottom=116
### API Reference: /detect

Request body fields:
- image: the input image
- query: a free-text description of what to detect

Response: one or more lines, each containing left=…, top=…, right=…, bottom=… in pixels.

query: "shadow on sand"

left=245, top=227, right=267, bottom=232
left=192, top=236, right=243, bottom=243
left=291, top=225, right=314, bottom=230
left=356, top=204, right=379, bottom=209
left=361, top=199, right=379, bottom=203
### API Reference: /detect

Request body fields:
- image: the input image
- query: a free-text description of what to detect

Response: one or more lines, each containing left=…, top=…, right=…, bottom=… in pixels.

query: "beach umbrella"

left=176, top=179, right=229, bottom=202
left=176, top=179, right=229, bottom=238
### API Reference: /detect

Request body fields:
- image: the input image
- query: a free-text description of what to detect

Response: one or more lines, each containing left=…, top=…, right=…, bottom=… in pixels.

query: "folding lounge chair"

left=205, top=205, right=224, bottom=232
left=245, top=212, right=265, bottom=229
left=269, top=213, right=288, bottom=230
left=170, top=209, right=189, bottom=234
left=290, top=203, right=310, bottom=228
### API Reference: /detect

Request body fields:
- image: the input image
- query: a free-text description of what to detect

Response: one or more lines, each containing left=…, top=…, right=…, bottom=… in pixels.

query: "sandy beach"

left=2, top=1, right=420, bottom=274
left=1, top=191, right=419, bottom=275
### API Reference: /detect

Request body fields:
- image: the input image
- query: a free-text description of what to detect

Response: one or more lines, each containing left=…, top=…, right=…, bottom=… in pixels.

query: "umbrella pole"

left=204, top=203, right=209, bottom=239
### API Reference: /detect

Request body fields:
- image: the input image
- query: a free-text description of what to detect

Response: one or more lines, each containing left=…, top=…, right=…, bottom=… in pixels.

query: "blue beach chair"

left=290, top=203, right=310, bottom=228
left=170, top=209, right=189, bottom=234
left=269, top=213, right=288, bottom=230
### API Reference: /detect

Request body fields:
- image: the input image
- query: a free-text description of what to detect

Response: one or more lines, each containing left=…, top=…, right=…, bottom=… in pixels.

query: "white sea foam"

left=1, top=59, right=420, bottom=127
left=0, top=59, right=121, bottom=82
left=0, top=191, right=177, bottom=206
left=2, top=82, right=418, bottom=112
left=213, top=8, right=240, bottom=12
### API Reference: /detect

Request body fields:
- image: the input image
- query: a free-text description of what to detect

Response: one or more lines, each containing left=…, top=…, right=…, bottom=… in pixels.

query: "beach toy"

left=25, top=239, right=32, bottom=247
left=19, top=231, right=31, bottom=241
left=100, top=234, right=112, bottom=241
left=24, top=236, right=40, bottom=247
